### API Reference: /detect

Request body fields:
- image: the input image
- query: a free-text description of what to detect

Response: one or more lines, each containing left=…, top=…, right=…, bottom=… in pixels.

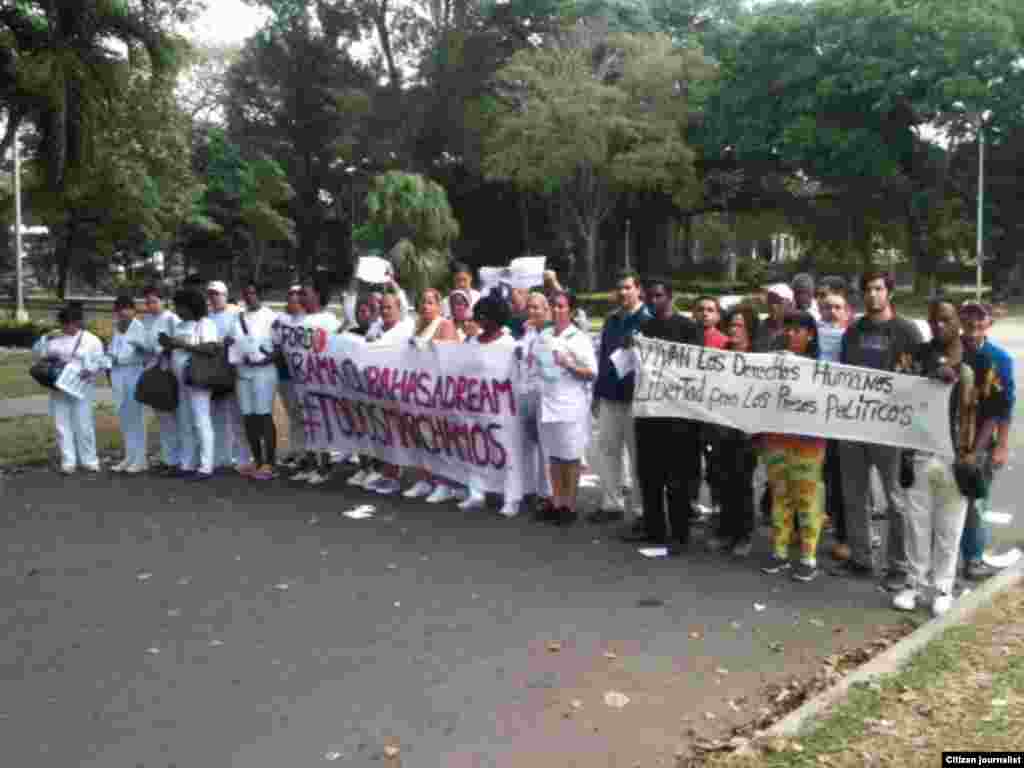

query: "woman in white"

left=361, top=290, right=417, bottom=494
left=399, top=289, right=459, bottom=501
left=459, top=293, right=518, bottom=513
left=272, top=286, right=306, bottom=468
left=159, top=289, right=219, bottom=480
left=141, top=287, right=181, bottom=473
left=537, top=290, right=597, bottom=525
left=206, top=280, right=249, bottom=471
left=343, top=295, right=382, bottom=488
left=514, top=292, right=553, bottom=519
left=227, top=280, right=280, bottom=481
left=447, top=289, right=478, bottom=341
left=108, top=295, right=150, bottom=473
left=33, top=303, right=105, bottom=474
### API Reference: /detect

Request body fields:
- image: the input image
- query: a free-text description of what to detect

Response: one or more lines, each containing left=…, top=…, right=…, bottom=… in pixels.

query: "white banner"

left=633, top=337, right=954, bottom=457
left=281, top=330, right=523, bottom=493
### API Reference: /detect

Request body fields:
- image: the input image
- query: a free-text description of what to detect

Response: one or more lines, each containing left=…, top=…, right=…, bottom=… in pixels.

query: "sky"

left=187, top=0, right=270, bottom=44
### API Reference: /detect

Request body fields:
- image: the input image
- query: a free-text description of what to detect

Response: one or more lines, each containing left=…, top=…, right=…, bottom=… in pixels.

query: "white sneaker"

left=892, top=588, right=919, bottom=612
left=403, top=480, right=434, bottom=499
left=59, top=465, right=75, bottom=475
left=425, top=485, right=454, bottom=504
left=499, top=501, right=520, bottom=518
left=110, top=460, right=129, bottom=473
left=123, top=463, right=148, bottom=474
left=931, top=592, right=954, bottom=617
left=82, top=464, right=101, bottom=473
left=360, top=471, right=383, bottom=489
left=347, top=469, right=367, bottom=487
left=458, top=491, right=486, bottom=511
left=306, top=471, right=329, bottom=486
left=372, top=477, right=401, bottom=495
left=291, top=469, right=312, bottom=482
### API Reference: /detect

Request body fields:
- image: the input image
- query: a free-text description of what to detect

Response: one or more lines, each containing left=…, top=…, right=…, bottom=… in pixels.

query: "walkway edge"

left=759, top=559, right=1024, bottom=740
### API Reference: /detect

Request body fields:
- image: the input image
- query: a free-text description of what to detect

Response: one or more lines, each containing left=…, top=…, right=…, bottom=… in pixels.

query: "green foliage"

left=357, top=171, right=460, bottom=295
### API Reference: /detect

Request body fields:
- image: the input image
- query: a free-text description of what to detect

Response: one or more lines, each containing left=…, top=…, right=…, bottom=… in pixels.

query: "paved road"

left=1, top=325, right=1021, bottom=768
left=0, top=390, right=114, bottom=420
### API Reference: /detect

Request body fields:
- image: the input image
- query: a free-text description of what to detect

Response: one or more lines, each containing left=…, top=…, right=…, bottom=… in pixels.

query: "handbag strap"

left=239, top=312, right=249, bottom=336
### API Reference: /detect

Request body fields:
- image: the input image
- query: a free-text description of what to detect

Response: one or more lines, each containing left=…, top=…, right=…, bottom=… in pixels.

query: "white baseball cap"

left=207, top=280, right=228, bottom=295
left=764, top=283, right=794, bottom=303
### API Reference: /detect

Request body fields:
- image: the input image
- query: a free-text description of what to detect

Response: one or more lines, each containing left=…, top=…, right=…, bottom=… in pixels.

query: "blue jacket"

left=594, top=304, right=652, bottom=402
left=966, top=339, right=1016, bottom=425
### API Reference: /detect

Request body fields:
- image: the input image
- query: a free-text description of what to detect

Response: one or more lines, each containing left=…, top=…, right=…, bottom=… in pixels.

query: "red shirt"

left=703, top=327, right=729, bottom=349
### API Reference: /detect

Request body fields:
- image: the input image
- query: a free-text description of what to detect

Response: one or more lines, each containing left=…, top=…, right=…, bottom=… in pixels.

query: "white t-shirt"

left=229, top=305, right=278, bottom=378
left=34, top=330, right=106, bottom=398
left=109, top=318, right=149, bottom=368
left=208, top=307, right=239, bottom=341
left=170, top=317, right=219, bottom=378
left=370, top=317, right=415, bottom=344
left=538, top=324, right=597, bottom=423
left=141, top=310, right=180, bottom=361
left=518, top=325, right=546, bottom=392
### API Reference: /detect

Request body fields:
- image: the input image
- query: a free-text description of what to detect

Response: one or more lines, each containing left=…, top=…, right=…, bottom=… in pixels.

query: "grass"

left=696, top=583, right=1024, bottom=767
left=0, top=404, right=135, bottom=466
left=0, top=351, right=112, bottom=399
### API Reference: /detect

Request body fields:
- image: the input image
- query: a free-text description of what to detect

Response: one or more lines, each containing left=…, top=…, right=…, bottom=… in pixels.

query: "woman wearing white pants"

left=514, top=292, right=554, bottom=519
left=108, top=295, right=150, bottom=472
left=141, top=286, right=181, bottom=472
left=160, top=289, right=219, bottom=481
left=894, top=300, right=974, bottom=617
left=33, top=303, right=105, bottom=474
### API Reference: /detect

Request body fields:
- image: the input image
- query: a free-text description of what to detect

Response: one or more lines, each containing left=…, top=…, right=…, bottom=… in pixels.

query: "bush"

left=0, top=320, right=54, bottom=348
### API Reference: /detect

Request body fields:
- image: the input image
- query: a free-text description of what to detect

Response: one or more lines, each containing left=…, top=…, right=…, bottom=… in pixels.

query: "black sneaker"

left=828, top=560, right=875, bottom=579
left=791, top=562, right=819, bottom=582
left=532, top=499, right=558, bottom=524
left=761, top=554, right=791, bottom=575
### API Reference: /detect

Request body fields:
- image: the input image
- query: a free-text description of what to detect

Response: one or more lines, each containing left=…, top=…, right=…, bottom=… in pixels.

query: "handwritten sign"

left=633, top=337, right=954, bottom=457
left=283, top=332, right=524, bottom=493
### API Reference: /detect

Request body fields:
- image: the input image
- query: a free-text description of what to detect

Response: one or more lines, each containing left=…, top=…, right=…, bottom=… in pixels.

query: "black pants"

left=635, top=418, right=701, bottom=543
left=824, top=440, right=846, bottom=542
left=715, top=429, right=756, bottom=541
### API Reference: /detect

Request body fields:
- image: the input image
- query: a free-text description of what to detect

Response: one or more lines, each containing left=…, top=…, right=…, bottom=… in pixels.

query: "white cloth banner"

left=283, top=334, right=524, bottom=493
left=479, top=256, right=546, bottom=296
left=633, top=337, right=954, bottom=457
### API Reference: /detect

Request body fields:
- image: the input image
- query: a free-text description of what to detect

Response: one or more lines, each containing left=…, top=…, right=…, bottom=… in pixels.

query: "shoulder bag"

left=29, top=332, right=83, bottom=390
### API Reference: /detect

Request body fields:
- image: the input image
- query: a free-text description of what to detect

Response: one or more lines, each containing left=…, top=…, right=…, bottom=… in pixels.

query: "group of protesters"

left=32, top=262, right=1014, bottom=617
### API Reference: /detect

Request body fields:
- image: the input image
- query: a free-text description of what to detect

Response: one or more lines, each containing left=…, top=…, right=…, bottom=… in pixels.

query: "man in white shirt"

left=227, top=280, right=280, bottom=480
left=207, top=281, right=250, bottom=471
left=141, top=286, right=182, bottom=472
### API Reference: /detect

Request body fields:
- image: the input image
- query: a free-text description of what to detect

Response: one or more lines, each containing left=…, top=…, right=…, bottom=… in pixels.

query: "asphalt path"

left=1, top=325, right=1022, bottom=768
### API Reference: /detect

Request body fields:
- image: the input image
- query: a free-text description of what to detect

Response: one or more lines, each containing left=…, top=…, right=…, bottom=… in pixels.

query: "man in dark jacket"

left=834, top=270, right=923, bottom=588
left=620, top=280, right=702, bottom=552
left=589, top=271, right=651, bottom=523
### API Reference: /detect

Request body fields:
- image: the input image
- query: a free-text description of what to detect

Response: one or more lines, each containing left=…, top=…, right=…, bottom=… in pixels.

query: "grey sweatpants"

left=838, top=440, right=908, bottom=573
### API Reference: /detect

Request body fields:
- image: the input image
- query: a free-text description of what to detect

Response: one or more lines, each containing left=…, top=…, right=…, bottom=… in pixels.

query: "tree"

left=482, top=23, right=710, bottom=289
left=354, top=171, right=459, bottom=296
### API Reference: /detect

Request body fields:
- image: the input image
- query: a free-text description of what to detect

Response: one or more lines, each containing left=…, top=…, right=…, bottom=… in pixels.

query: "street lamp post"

left=12, top=123, right=28, bottom=321
left=975, top=120, right=985, bottom=303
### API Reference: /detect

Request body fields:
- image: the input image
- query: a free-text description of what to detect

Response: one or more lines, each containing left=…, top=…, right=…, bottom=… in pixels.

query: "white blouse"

left=170, top=317, right=219, bottom=377
left=537, top=324, right=596, bottom=424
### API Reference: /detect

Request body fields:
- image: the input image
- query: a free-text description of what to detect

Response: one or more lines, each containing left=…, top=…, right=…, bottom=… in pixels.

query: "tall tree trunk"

left=55, top=222, right=76, bottom=300
left=581, top=216, right=599, bottom=292
left=682, top=214, right=693, bottom=267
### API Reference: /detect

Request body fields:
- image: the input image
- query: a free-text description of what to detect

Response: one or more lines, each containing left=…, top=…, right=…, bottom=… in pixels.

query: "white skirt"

left=540, top=420, right=588, bottom=463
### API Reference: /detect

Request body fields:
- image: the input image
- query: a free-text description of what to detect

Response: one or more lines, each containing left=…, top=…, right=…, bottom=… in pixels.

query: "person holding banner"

left=759, top=311, right=827, bottom=582
left=538, top=290, right=597, bottom=526
left=227, top=280, right=280, bottom=481
left=273, top=286, right=306, bottom=468
left=159, top=290, right=220, bottom=480
left=704, top=303, right=760, bottom=557
left=448, top=289, right=477, bottom=341
left=343, top=295, right=384, bottom=489
left=292, top=279, right=342, bottom=486
left=400, top=289, right=458, bottom=500
left=892, top=299, right=973, bottom=615
left=107, top=295, right=150, bottom=473
left=461, top=294, right=517, bottom=512
left=835, top=271, right=923, bottom=588
left=622, top=280, right=701, bottom=551
left=817, top=286, right=852, bottom=562
left=442, top=262, right=480, bottom=319
left=33, top=303, right=105, bottom=474
left=141, top=286, right=182, bottom=473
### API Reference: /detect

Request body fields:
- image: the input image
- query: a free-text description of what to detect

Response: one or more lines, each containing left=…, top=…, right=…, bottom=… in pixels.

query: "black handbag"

left=953, top=459, right=988, bottom=500
left=135, top=353, right=179, bottom=412
left=29, top=332, right=83, bottom=390
left=185, top=342, right=236, bottom=396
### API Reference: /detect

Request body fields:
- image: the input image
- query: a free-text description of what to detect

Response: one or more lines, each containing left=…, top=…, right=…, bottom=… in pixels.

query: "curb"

left=761, top=558, right=1024, bottom=739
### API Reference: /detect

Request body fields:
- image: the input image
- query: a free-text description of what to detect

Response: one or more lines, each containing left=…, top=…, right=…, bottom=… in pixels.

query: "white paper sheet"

left=356, top=256, right=393, bottom=284
left=54, top=360, right=87, bottom=399
left=610, top=347, right=637, bottom=378
left=479, top=256, right=546, bottom=295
